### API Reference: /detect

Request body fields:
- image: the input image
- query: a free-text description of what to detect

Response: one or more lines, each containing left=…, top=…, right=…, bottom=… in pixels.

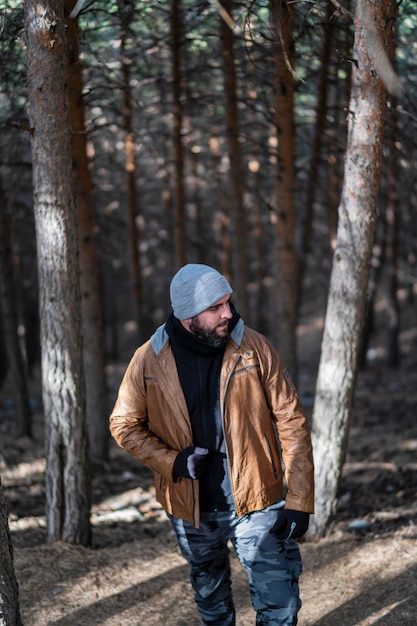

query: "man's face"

left=184, top=295, right=233, bottom=347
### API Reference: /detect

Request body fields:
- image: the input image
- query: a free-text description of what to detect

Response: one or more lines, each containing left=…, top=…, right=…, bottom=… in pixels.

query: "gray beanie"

left=170, top=264, right=233, bottom=320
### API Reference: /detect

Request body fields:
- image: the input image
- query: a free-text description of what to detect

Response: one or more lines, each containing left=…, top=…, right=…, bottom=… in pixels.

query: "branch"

left=208, top=0, right=241, bottom=34
left=6, top=121, right=34, bottom=134
left=330, top=0, right=354, bottom=19
left=69, top=0, right=87, bottom=19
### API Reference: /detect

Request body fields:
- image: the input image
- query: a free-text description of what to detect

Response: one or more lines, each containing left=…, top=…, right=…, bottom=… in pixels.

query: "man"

left=110, top=264, right=314, bottom=626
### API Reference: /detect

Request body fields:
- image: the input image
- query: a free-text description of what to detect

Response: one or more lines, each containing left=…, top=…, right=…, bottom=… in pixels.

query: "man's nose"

left=222, top=303, right=233, bottom=319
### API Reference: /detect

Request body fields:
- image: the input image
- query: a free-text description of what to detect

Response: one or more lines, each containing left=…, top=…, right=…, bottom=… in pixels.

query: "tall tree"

left=0, top=478, right=23, bottom=626
left=25, top=0, right=91, bottom=545
left=309, top=0, right=397, bottom=537
left=118, top=0, right=146, bottom=340
left=170, top=0, right=187, bottom=268
left=0, top=174, right=32, bottom=438
left=65, top=2, right=109, bottom=461
left=297, top=1, right=335, bottom=305
left=385, top=102, right=400, bottom=367
left=219, top=0, right=249, bottom=320
left=270, top=0, right=297, bottom=378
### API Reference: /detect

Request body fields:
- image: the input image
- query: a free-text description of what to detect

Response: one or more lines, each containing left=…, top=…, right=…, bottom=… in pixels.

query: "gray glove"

left=173, top=446, right=210, bottom=479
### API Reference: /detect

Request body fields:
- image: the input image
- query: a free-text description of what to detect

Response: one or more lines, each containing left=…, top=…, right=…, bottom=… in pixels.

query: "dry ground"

left=1, top=292, right=417, bottom=626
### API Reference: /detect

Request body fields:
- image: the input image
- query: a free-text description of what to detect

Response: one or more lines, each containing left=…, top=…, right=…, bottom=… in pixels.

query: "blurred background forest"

left=1, top=1, right=417, bottom=623
left=1, top=0, right=417, bottom=524
left=1, top=0, right=416, bottom=371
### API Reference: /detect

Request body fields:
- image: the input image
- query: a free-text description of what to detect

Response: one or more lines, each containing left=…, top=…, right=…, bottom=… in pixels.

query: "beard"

left=189, top=317, right=230, bottom=348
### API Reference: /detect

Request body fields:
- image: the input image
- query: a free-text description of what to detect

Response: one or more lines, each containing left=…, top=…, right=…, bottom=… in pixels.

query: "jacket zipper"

left=221, top=354, right=241, bottom=513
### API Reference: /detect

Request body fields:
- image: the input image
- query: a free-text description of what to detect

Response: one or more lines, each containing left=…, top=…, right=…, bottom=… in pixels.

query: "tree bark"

left=25, top=0, right=91, bottom=545
left=0, top=176, right=32, bottom=438
left=0, top=478, right=23, bottom=626
left=65, top=2, right=109, bottom=461
left=325, top=2, right=354, bottom=249
left=118, top=0, right=145, bottom=341
left=219, top=0, right=249, bottom=320
left=297, top=1, right=334, bottom=306
left=309, top=0, right=397, bottom=537
left=171, top=0, right=187, bottom=268
left=385, top=101, right=400, bottom=368
left=270, top=0, right=297, bottom=378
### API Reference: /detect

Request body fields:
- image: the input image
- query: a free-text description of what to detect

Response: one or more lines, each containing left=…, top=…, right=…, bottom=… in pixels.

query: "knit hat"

left=170, top=264, right=233, bottom=320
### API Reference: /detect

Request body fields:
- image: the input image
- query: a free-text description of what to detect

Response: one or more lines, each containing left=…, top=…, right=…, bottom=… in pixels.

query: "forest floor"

left=1, top=287, right=417, bottom=626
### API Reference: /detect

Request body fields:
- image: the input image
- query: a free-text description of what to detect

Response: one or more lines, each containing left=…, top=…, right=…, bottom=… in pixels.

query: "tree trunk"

left=219, top=0, right=249, bottom=320
left=358, top=219, right=385, bottom=368
left=65, top=3, right=109, bottom=461
left=171, top=0, right=187, bottom=268
left=208, top=135, right=232, bottom=279
left=0, top=176, right=32, bottom=438
left=25, top=0, right=91, bottom=545
left=325, top=5, right=354, bottom=249
left=270, top=0, right=297, bottom=378
left=309, top=0, right=397, bottom=538
left=0, top=477, right=23, bottom=626
left=385, top=99, right=400, bottom=368
left=118, top=0, right=145, bottom=341
left=297, top=1, right=334, bottom=305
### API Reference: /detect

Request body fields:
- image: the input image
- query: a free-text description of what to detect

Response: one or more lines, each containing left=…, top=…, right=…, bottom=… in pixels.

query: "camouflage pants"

left=167, top=502, right=302, bottom=625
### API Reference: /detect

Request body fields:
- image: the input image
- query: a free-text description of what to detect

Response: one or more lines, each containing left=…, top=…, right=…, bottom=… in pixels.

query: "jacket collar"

left=150, top=316, right=245, bottom=356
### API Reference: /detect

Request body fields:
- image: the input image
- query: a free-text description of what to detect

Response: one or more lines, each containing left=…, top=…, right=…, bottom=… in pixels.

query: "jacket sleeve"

left=109, top=346, right=179, bottom=481
left=260, top=339, right=315, bottom=513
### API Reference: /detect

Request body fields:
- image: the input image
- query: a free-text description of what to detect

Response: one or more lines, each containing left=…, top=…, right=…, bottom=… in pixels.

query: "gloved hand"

left=270, top=509, right=310, bottom=540
left=173, top=446, right=210, bottom=480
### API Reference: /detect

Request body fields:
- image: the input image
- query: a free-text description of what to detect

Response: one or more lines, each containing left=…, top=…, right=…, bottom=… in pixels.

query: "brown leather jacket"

left=110, top=319, right=314, bottom=527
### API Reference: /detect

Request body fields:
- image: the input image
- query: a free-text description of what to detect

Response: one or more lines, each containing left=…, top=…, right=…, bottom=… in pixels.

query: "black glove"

left=270, top=509, right=310, bottom=540
left=173, top=446, right=210, bottom=480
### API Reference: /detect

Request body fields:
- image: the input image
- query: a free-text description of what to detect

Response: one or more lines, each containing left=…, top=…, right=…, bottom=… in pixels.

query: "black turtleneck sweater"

left=165, top=309, right=240, bottom=512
